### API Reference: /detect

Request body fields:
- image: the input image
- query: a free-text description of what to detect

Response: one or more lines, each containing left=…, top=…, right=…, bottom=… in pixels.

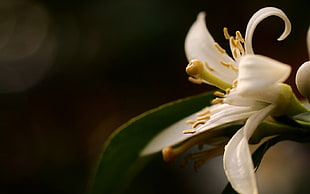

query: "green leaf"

left=90, top=92, right=215, bottom=194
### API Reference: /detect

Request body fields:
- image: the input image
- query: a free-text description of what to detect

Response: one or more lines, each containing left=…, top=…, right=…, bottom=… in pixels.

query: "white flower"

left=141, top=7, right=308, bottom=194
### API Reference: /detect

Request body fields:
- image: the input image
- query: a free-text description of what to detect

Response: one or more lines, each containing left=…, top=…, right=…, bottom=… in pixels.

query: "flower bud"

left=296, top=61, right=310, bottom=101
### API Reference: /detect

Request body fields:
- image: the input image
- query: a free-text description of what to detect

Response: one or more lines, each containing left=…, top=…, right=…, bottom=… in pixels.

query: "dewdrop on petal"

left=296, top=61, right=310, bottom=101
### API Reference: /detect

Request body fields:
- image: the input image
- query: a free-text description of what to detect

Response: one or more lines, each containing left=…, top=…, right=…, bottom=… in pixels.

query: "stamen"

left=232, top=48, right=239, bottom=59
left=204, top=61, right=215, bottom=72
left=192, top=120, right=206, bottom=128
left=231, top=64, right=239, bottom=71
left=235, top=40, right=245, bottom=54
left=223, top=27, right=230, bottom=39
left=183, top=129, right=197, bottom=134
left=235, top=31, right=245, bottom=43
left=211, top=98, right=224, bottom=104
left=186, top=120, right=196, bottom=124
left=188, top=76, right=203, bottom=84
left=229, top=37, right=237, bottom=48
left=197, top=114, right=211, bottom=120
left=196, top=108, right=210, bottom=116
left=214, top=91, right=225, bottom=97
left=214, top=42, right=226, bottom=54
left=186, top=60, right=204, bottom=76
left=225, top=88, right=231, bottom=94
left=220, top=60, right=230, bottom=67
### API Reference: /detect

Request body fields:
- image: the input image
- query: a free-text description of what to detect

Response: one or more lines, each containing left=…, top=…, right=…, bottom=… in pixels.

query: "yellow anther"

left=229, top=36, right=237, bottom=48
left=196, top=108, right=210, bottom=116
left=214, top=42, right=226, bottom=54
left=236, top=31, right=245, bottom=43
left=231, top=64, right=239, bottom=71
left=223, top=27, right=230, bottom=39
left=192, top=120, right=206, bottom=128
left=197, top=114, right=211, bottom=121
left=214, top=91, right=225, bottom=97
left=204, top=61, right=215, bottom=72
left=186, top=59, right=204, bottom=76
left=225, top=88, right=231, bottom=94
left=186, top=120, right=196, bottom=124
left=183, top=129, right=197, bottom=134
left=232, top=48, right=239, bottom=59
left=235, top=40, right=245, bottom=54
left=220, top=60, right=231, bottom=67
left=211, top=98, right=224, bottom=104
left=188, top=77, right=203, bottom=84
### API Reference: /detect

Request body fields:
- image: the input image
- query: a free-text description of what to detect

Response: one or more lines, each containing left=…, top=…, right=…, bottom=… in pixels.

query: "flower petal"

left=140, top=113, right=197, bottom=156
left=185, top=12, right=238, bottom=83
left=223, top=104, right=275, bottom=194
left=237, top=55, right=291, bottom=102
left=244, top=7, right=291, bottom=54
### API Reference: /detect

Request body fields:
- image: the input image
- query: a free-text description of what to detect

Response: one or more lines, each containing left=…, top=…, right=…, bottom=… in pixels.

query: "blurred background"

left=0, top=0, right=309, bottom=193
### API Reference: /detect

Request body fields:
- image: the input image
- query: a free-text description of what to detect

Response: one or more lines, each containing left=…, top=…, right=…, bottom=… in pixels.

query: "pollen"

left=220, top=60, right=230, bottom=67
left=196, top=108, right=210, bottom=116
left=211, top=98, right=224, bottom=104
left=188, top=76, right=203, bottom=84
left=183, top=129, right=197, bottom=134
left=204, top=61, right=215, bottom=72
left=197, top=114, right=211, bottom=121
left=214, top=91, right=225, bottom=97
left=186, top=120, right=196, bottom=124
left=192, top=120, right=206, bottom=128
left=186, top=60, right=204, bottom=76
left=231, top=64, right=239, bottom=71
left=214, top=42, right=226, bottom=54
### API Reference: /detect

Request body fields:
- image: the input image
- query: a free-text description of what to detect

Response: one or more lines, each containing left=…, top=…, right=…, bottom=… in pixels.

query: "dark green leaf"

left=90, top=92, right=215, bottom=194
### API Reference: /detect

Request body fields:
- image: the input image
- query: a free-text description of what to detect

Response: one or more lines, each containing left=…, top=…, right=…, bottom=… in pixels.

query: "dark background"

left=0, top=0, right=309, bottom=193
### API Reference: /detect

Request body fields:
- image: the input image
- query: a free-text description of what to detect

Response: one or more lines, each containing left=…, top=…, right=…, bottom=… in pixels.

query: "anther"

left=229, top=37, right=237, bottom=48
left=183, top=129, right=197, bottom=134
left=196, top=108, right=210, bottom=116
left=214, top=42, right=226, bottom=54
left=162, top=147, right=176, bottom=162
left=186, top=60, right=204, bottom=76
left=235, top=31, right=245, bottom=43
left=214, top=91, right=225, bottom=97
left=232, top=48, right=239, bottom=59
left=186, top=120, right=196, bottom=124
left=204, top=61, right=215, bottom=71
left=230, top=64, right=239, bottom=71
left=192, top=120, right=206, bottom=128
left=225, top=88, right=231, bottom=94
left=188, top=77, right=203, bottom=84
left=223, top=27, right=230, bottom=40
left=220, top=60, right=230, bottom=67
left=197, top=114, right=211, bottom=120
left=211, top=98, right=224, bottom=104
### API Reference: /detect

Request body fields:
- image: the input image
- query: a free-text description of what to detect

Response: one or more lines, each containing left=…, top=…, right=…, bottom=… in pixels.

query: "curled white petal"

left=185, top=12, right=238, bottom=83
left=296, top=61, right=310, bottom=100
left=237, top=55, right=291, bottom=102
left=224, top=104, right=275, bottom=194
left=245, top=7, right=291, bottom=54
